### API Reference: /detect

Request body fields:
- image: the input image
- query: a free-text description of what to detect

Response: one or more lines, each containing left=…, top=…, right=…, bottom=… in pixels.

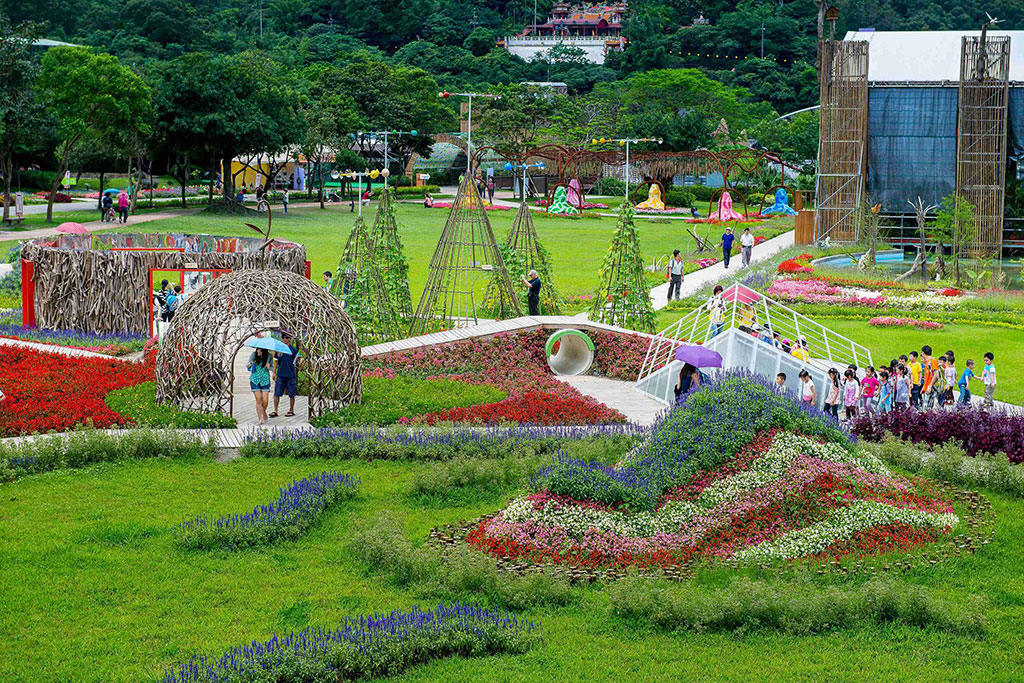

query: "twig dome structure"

left=155, top=269, right=362, bottom=418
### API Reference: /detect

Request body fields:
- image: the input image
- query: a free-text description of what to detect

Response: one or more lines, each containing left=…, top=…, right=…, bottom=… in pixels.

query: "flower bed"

left=777, top=253, right=815, bottom=274
left=363, top=330, right=649, bottom=425
left=766, top=278, right=886, bottom=307
left=869, top=317, right=944, bottom=330
left=0, top=346, right=154, bottom=437
left=429, top=202, right=511, bottom=211
left=0, top=309, right=149, bottom=356
left=466, top=372, right=957, bottom=568
left=160, top=604, right=538, bottom=683
left=177, top=471, right=359, bottom=550
left=852, top=407, right=1024, bottom=463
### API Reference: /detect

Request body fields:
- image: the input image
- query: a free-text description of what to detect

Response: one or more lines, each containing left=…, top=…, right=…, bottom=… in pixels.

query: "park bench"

left=2, top=216, right=25, bottom=227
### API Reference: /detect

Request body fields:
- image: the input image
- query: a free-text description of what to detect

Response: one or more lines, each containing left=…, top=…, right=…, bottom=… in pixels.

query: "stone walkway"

left=555, top=375, right=667, bottom=426
left=231, top=346, right=310, bottom=427
left=0, top=208, right=204, bottom=241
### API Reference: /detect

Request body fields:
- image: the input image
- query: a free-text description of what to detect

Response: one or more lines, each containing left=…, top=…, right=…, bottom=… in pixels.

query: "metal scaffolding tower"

left=815, top=39, right=869, bottom=243
left=956, top=34, right=1011, bottom=256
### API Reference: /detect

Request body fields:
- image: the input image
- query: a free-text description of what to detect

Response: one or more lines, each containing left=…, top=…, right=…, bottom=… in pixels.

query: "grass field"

left=1, top=455, right=1022, bottom=682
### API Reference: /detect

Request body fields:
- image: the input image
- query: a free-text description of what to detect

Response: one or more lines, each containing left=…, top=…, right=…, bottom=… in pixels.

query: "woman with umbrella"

left=245, top=336, right=295, bottom=425
left=673, top=344, right=723, bottom=401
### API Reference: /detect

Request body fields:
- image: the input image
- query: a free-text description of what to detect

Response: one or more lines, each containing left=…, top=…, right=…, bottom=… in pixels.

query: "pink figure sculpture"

left=566, top=178, right=584, bottom=209
left=709, top=191, right=744, bottom=221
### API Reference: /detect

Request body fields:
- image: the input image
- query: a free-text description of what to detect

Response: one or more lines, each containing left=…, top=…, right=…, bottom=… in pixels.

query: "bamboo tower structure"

left=330, top=215, right=404, bottom=344
left=369, top=186, right=414, bottom=320
left=485, top=202, right=561, bottom=315
left=589, top=204, right=657, bottom=332
left=410, top=176, right=520, bottom=335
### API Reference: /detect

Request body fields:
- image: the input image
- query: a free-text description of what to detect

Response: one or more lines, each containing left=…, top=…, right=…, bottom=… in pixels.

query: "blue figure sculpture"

left=762, top=188, right=797, bottom=216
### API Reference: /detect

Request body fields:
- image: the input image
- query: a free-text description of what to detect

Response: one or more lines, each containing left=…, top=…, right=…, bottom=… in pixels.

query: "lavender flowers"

left=177, top=471, right=359, bottom=550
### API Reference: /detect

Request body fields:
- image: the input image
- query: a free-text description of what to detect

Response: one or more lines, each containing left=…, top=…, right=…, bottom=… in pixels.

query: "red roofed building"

left=500, top=2, right=627, bottom=64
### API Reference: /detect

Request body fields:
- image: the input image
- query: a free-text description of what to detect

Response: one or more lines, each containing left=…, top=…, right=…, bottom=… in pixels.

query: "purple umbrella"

left=673, top=344, right=723, bottom=368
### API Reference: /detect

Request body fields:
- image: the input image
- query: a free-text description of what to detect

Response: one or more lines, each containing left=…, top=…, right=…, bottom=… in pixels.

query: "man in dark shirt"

left=720, top=226, right=735, bottom=268
left=270, top=332, right=299, bottom=418
left=521, top=269, right=542, bottom=316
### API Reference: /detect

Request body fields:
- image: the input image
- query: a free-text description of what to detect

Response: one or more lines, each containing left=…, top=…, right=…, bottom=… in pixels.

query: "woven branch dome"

left=155, top=270, right=362, bottom=418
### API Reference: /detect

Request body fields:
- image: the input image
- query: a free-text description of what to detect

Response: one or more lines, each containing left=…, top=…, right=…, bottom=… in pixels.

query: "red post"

left=21, top=259, right=35, bottom=327
left=305, top=260, right=311, bottom=280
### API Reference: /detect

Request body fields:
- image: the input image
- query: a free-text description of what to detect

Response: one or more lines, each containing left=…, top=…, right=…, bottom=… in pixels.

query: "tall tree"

left=299, top=65, right=363, bottom=208
left=38, top=46, right=152, bottom=221
left=0, top=15, right=43, bottom=223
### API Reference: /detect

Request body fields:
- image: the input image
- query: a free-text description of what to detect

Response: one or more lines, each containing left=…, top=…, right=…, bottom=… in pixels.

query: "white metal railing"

left=637, top=283, right=873, bottom=382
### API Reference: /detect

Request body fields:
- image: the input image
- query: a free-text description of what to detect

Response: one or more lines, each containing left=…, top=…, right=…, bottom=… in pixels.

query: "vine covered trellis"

left=369, top=186, right=414, bottom=322
left=485, top=202, right=561, bottom=315
left=589, top=204, right=657, bottom=332
left=410, top=175, right=520, bottom=335
left=331, top=215, right=404, bottom=344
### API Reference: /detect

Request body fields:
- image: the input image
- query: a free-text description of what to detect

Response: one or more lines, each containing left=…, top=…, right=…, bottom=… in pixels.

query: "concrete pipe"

left=545, top=329, right=595, bottom=376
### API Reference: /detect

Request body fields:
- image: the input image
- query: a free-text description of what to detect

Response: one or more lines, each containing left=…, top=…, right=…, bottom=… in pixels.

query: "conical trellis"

left=589, top=204, right=657, bottom=332
left=485, top=202, right=562, bottom=315
left=369, top=186, right=414, bottom=322
left=330, top=215, right=404, bottom=344
left=410, top=175, right=520, bottom=335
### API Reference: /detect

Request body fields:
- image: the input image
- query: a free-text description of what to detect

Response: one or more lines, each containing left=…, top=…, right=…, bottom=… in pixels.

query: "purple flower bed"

left=177, top=471, right=359, bottom=550
left=241, top=423, right=646, bottom=461
left=851, top=408, right=1024, bottom=463
left=161, top=603, right=538, bottom=683
left=0, top=308, right=148, bottom=353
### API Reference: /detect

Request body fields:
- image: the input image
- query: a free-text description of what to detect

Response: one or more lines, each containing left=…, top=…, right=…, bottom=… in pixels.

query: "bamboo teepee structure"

left=485, top=202, right=561, bottom=315
left=589, top=204, right=657, bottom=332
left=369, top=186, right=414, bottom=321
left=410, top=176, right=520, bottom=335
left=330, top=215, right=404, bottom=344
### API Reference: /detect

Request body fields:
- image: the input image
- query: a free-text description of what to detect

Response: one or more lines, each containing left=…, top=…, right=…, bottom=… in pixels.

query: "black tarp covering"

left=1009, top=88, right=1024, bottom=160
left=867, top=87, right=958, bottom=211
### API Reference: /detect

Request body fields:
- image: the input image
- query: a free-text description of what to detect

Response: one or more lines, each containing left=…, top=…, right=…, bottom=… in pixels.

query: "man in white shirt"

left=666, top=249, right=684, bottom=301
left=740, top=227, right=755, bottom=267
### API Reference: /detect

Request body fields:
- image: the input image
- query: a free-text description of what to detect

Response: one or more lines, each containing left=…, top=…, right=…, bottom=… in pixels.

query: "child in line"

left=798, top=370, right=816, bottom=408
left=877, top=367, right=893, bottom=413
left=982, top=352, right=997, bottom=407
left=894, top=365, right=910, bottom=410
left=860, top=366, right=879, bottom=418
left=843, top=369, right=860, bottom=420
left=824, top=368, right=841, bottom=419
left=943, top=352, right=957, bottom=407
left=958, top=359, right=976, bottom=405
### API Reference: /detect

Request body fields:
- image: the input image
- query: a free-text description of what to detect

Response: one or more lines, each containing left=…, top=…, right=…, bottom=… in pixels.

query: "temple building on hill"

left=500, top=3, right=627, bottom=65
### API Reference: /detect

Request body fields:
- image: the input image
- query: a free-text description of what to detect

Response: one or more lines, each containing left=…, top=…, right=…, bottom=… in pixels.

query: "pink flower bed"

left=766, top=278, right=887, bottom=307
left=429, top=202, right=511, bottom=211
left=869, top=317, right=944, bottom=330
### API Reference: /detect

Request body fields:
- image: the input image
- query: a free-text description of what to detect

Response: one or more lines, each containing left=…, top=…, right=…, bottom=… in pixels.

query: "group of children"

left=805, top=345, right=998, bottom=420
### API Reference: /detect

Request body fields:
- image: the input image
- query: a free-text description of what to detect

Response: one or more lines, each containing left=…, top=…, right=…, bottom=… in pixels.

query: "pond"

left=814, top=250, right=1024, bottom=290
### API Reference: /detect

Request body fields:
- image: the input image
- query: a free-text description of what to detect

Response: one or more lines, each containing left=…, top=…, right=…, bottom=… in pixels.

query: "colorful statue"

left=566, top=178, right=584, bottom=209
left=709, top=191, right=744, bottom=221
left=761, top=187, right=797, bottom=216
left=635, top=183, right=666, bottom=211
left=547, top=185, right=580, bottom=215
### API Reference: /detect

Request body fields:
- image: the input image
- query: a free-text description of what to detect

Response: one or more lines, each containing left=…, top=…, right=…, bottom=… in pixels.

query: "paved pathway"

left=556, top=375, right=667, bottom=426
left=0, top=208, right=204, bottom=242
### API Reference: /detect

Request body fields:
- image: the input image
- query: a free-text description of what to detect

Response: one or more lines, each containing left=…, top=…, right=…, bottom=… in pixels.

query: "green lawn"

left=1, top=456, right=1022, bottom=681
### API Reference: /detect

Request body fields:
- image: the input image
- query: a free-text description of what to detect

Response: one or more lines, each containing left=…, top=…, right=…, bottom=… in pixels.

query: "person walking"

left=860, top=366, right=879, bottom=418
left=522, top=270, right=542, bottom=316
left=117, top=190, right=129, bottom=224
left=958, top=359, right=976, bottom=405
left=706, top=285, right=726, bottom=338
left=269, top=333, right=299, bottom=418
left=282, top=187, right=289, bottom=214
left=843, top=369, right=860, bottom=420
left=719, top=227, right=735, bottom=268
left=894, top=365, right=911, bottom=411
left=908, top=351, right=923, bottom=408
left=740, top=227, right=754, bottom=267
left=100, top=192, right=113, bottom=221
left=982, top=352, right=997, bottom=407
left=943, top=352, right=957, bottom=407
left=666, top=250, right=684, bottom=302
left=921, top=345, right=939, bottom=410
left=824, top=368, right=841, bottom=419
left=877, top=367, right=894, bottom=414
left=798, top=369, right=816, bottom=408
left=247, top=348, right=272, bottom=425
left=486, top=177, right=495, bottom=203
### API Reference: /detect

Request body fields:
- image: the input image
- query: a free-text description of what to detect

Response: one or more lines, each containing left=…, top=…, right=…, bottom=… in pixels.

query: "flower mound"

left=468, top=373, right=958, bottom=568
left=766, top=278, right=886, bottom=307
left=161, top=603, right=537, bottom=683
left=0, top=346, right=154, bottom=437
left=177, top=471, right=359, bottom=550
left=869, top=317, right=944, bottom=330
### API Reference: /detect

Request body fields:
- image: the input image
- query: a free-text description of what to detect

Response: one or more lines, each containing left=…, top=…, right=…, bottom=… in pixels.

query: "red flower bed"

left=777, top=253, right=815, bottom=274
left=940, top=287, right=965, bottom=297
left=0, top=347, right=153, bottom=436
left=365, top=329, right=649, bottom=425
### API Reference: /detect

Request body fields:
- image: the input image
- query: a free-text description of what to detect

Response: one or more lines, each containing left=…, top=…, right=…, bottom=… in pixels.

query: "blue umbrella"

left=103, top=188, right=123, bottom=195
left=245, top=337, right=294, bottom=354
left=673, top=344, right=723, bottom=368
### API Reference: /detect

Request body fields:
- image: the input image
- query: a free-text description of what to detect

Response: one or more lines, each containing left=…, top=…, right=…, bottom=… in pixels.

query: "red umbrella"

left=55, top=222, right=88, bottom=234
left=724, top=283, right=760, bottom=304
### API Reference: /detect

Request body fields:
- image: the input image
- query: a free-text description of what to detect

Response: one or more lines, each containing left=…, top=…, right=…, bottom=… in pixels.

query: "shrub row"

left=241, top=424, right=644, bottom=462
left=161, top=603, right=537, bottom=683
left=866, top=434, right=1024, bottom=498
left=851, top=407, right=1024, bottom=464
left=609, top=575, right=985, bottom=636
left=350, top=517, right=576, bottom=612
left=177, top=471, right=360, bottom=550
left=1, top=429, right=215, bottom=482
